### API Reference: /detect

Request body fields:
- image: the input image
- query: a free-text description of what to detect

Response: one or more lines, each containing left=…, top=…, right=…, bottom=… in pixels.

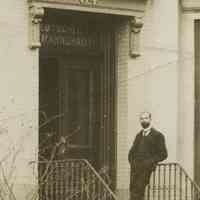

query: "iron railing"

left=145, top=163, right=200, bottom=200
left=38, top=159, right=117, bottom=200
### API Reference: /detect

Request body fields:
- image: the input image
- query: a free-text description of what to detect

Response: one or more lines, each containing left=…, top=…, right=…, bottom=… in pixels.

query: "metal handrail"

left=159, top=163, right=200, bottom=193
left=146, top=162, right=200, bottom=200
left=83, top=159, right=117, bottom=199
left=38, top=159, right=117, bottom=200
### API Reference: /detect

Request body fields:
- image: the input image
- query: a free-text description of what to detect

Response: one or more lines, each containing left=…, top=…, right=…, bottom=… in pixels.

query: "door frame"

left=194, top=19, right=200, bottom=185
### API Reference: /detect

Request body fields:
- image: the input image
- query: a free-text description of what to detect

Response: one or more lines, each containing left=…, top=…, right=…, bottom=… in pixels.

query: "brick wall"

left=0, top=0, right=39, bottom=199
left=178, top=9, right=197, bottom=179
left=115, top=18, right=130, bottom=200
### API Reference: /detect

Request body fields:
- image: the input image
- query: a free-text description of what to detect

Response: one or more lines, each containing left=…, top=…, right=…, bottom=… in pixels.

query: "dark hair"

left=140, top=112, right=152, bottom=119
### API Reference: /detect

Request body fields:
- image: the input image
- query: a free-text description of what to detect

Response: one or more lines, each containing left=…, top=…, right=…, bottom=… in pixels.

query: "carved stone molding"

left=28, top=2, right=145, bottom=50
left=129, top=17, right=143, bottom=58
left=29, top=4, right=45, bottom=49
left=79, top=0, right=98, bottom=5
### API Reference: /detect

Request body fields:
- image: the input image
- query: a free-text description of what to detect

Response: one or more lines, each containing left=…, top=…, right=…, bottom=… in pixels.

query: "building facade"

left=0, top=0, right=200, bottom=199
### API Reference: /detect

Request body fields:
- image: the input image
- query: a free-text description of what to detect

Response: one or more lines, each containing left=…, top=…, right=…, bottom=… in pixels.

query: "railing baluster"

left=158, top=165, right=161, bottom=200
left=39, top=164, right=42, bottom=199
left=47, top=163, right=51, bottom=200
left=163, top=164, right=166, bottom=200
left=62, top=162, right=65, bottom=200
left=51, top=163, right=54, bottom=200
left=70, top=161, right=74, bottom=200
left=60, top=162, right=64, bottom=200
left=194, top=188, right=197, bottom=200
left=174, top=164, right=177, bottom=200
left=41, top=164, right=44, bottom=200
left=104, top=188, right=108, bottom=200
left=185, top=175, right=188, bottom=200
left=180, top=166, right=182, bottom=200
left=86, top=165, right=90, bottom=200
left=196, top=188, right=198, bottom=200
left=75, top=161, right=79, bottom=200
left=169, top=164, right=172, bottom=200
left=63, top=162, right=67, bottom=200
left=80, top=162, right=84, bottom=200
left=152, top=169, right=156, bottom=200
left=58, top=162, right=61, bottom=200
left=59, top=163, right=62, bottom=200
left=102, top=187, right=105, bottom=200
left=91, top=173, right=96, bottom=199
left=98, top=178, right=102, bottom=200
left=191, top=182, right=194, bottom=200
left=196, top=188, right=199, bottom=200
left=65, top=161, right=69, bottom=200
left=193, top=188, right=196, bottom=200
left=54, top=162, right=59, bottom=200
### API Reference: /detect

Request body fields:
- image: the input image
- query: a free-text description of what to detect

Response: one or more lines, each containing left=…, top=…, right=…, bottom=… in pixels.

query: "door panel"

left=60, top=58, right=98, bottom=165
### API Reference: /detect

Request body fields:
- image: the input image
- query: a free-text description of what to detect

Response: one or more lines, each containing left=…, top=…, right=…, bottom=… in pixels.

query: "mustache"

left=141, top=122, right=150, bottom=127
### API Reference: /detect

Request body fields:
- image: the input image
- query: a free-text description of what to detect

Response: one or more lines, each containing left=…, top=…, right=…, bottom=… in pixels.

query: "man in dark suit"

left=128, top=112, right=168, bottom=200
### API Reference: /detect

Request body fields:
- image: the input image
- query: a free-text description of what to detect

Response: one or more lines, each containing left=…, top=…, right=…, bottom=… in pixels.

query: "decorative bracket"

left=29, top=4, right=45, bottom=49
left=129, top=17, right=144, bottom=58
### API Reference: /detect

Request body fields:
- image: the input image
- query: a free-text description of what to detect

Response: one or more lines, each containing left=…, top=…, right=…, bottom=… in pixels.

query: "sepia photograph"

left=0, top=0, right=199, bottom=199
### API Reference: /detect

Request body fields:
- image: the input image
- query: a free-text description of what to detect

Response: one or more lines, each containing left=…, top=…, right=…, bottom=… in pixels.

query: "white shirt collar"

left=142, top=126, right=152, bottom=136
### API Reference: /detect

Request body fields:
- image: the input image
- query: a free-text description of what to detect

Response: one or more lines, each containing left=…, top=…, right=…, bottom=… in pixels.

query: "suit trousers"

left=129, top=160, right=153, bottom=200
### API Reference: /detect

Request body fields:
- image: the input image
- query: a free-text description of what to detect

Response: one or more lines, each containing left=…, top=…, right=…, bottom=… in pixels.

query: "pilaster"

left=29, top=4, right=45, bottom=49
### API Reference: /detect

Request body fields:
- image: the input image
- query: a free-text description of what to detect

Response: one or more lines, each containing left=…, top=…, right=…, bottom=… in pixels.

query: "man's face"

left=140, top=113, right=151, bottom=129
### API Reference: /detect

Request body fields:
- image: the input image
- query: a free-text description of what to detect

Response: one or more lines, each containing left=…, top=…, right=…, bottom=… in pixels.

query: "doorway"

left=39, top=9, right=117, bottom=187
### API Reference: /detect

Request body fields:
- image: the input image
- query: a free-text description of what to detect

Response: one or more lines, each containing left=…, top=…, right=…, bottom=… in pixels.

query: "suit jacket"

left=128, top=127, right=168, bottom=171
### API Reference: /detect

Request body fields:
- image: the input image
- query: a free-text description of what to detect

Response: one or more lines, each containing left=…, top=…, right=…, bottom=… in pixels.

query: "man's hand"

left=142, top=158, right=156, bottom=169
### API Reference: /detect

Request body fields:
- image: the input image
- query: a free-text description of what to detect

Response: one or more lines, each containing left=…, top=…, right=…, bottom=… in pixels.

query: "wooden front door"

left=39, top=56, right=101, bottom=166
